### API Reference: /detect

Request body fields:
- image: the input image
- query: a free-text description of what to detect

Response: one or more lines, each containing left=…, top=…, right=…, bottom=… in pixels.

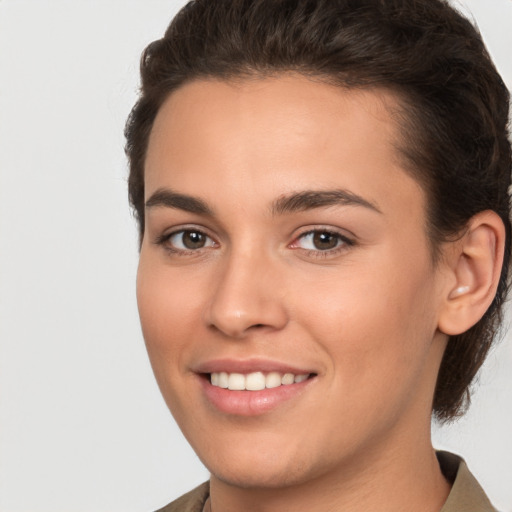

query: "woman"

left=125, top=0, right=511, bottom=510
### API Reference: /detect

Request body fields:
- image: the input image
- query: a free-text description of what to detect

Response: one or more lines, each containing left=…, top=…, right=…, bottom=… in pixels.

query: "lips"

left=195, top=359, right=316, bottom=416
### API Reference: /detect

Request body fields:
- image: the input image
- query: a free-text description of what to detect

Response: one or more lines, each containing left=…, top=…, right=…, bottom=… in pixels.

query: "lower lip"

left=200, top=376, right=314, bottom=416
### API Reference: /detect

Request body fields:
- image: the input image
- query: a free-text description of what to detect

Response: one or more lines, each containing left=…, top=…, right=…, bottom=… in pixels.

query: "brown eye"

left=182, top=231, right=206, bottom=249
left=168, top=230, right=215, bottom=251
left=291, top=229, right=352, bottom=253
left=312, top=231, right=339, bottom=250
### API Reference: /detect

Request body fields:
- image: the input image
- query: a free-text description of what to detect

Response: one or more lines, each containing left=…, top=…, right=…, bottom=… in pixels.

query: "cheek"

left=136, top=258, right=208, bottom=421
left=136, top=257, right=201, bottom=368
left=295, top=252, right=438, bottom=387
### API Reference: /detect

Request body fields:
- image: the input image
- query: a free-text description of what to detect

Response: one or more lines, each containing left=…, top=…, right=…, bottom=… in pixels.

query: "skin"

left=138, top=75, right=461, bottom=511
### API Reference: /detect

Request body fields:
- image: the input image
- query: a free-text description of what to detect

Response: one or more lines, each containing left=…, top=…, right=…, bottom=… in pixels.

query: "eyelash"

left=154, top=227, right=355, bottom=258
left=154, top=228, right=217, bottom=256
left=289, top=229, right=355, bottom=258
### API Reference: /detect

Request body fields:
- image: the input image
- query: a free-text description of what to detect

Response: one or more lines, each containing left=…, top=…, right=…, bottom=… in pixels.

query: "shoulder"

left=154, top=482, right=210, bottom=512
left=438, top=451, right=497, bottom=512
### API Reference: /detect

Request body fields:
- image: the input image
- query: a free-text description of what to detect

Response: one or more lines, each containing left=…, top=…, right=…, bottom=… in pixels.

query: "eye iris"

left=182, top=231, right=205, bottom=249
left=312, top=232, right=338, bottom=250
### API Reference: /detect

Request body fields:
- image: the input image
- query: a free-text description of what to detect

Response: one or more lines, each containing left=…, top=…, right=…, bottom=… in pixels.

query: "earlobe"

left=438, top=211, right=505, bottom=336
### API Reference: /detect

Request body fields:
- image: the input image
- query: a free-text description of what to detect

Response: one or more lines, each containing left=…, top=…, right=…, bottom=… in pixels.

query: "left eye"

left=293, top=230, right=347, bottom=251
left=167, top=230, right=216, bottom=250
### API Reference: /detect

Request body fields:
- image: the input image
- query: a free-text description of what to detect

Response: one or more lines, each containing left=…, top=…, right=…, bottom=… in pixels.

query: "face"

left=138, top=76, right=449, bottom=489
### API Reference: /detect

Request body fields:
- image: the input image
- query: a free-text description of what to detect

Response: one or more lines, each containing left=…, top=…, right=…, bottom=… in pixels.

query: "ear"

left=438, top=211, right=506, bottom=336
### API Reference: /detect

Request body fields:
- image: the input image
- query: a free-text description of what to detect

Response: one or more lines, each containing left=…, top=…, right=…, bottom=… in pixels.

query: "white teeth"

left=218, top=372, right=229, bottom=388
left=281, top=373, right=295, bottom=385
left=228, top=373, right=245, bottom=390
left=210, top=371, right=310, bottom=390
left=246, top=371, right=266, bottom=391
left=266, top=372, right=282, bottom=388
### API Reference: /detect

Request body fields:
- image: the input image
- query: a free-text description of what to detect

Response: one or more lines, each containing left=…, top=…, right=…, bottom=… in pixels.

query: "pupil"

left=183, top=231, right=205, bottom=249
left=313, top=232, right=338, bottom=250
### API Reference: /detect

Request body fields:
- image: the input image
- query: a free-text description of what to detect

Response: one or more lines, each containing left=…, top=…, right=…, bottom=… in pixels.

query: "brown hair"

left=125, top=0, right=511, bottom=422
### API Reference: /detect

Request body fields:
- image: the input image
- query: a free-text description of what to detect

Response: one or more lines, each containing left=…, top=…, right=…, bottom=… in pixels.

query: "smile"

left=197, top=363, right=317, bottom=415
left=210, top=371, right=310, bottom=391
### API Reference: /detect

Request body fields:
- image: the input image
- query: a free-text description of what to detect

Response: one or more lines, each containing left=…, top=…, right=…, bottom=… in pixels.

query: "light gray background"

left=0, top=1, right=510, bottom=511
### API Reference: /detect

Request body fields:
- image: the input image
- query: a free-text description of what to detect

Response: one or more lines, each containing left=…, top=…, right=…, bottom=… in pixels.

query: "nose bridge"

left=204, top=244, right=288, bottom=338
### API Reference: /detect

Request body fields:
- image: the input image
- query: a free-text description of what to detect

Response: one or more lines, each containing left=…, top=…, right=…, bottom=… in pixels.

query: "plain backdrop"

left=0, top=1, right=511, bottom=511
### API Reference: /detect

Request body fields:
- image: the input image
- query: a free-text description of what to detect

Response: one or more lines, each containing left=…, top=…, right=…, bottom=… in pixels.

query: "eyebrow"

left=271, top=189, right=381, bottom=215
left=145, top=187, right=381, bottom=217
left=145, top=188, right=214, bottom=216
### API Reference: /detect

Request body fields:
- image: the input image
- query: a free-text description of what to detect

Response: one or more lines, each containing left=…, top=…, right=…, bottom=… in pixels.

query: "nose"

left=203, top=250, right=289, bottom=339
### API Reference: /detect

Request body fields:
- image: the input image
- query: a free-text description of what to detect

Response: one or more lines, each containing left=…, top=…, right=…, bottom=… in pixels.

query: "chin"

left=196, top=437, right=329, bottom=491
left=208, top=461, right=314, bottom=490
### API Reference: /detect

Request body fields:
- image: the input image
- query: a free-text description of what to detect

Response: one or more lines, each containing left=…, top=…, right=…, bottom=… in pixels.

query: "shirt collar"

left=438, top=451, right=496, bottom=512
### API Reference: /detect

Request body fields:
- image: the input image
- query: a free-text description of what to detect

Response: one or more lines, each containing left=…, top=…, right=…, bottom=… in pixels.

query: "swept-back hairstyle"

left=125, top=0, right=511, bottom=421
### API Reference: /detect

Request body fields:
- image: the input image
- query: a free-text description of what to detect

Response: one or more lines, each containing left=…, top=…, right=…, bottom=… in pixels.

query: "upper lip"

left=193, top=358, right=315, bottom=375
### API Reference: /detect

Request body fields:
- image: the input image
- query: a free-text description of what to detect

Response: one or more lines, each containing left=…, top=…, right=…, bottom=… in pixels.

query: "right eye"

left=162, top=229, right=217, bottom=252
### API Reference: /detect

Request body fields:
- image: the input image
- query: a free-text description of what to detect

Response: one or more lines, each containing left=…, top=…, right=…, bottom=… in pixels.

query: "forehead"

left=147, top=75, right=401, bottom=168
left=144, top=74, right=424, bottom=222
